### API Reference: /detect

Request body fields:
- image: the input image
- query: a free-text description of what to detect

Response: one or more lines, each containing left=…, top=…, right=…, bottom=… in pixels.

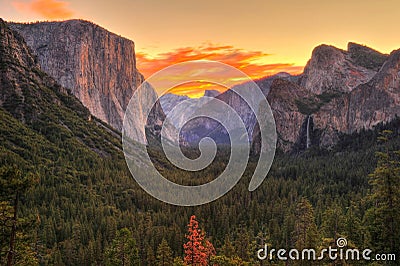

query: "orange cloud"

left=136, top=45, right=303, bottom=97
left=12, top=0, right=74, bottom=19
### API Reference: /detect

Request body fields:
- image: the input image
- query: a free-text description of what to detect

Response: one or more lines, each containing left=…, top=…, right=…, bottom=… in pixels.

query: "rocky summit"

left=299, top=44, right=378, bottom=94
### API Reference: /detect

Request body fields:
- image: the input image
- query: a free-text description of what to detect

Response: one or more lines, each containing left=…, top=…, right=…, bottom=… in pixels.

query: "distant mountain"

left=160, top=90, right=220, bottom=115
left=164, top=72, right=299, bottom=145
left=203, top=89, right=220, bottom=97
left=159, top=72, right=296, bottom=145
left=10, top=19, right=164, bottom=143
left=160, top=93, right=190, bottom=115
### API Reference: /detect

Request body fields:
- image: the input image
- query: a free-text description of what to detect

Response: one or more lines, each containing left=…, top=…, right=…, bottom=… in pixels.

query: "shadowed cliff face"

left=9, top=20, right=164, bottom=141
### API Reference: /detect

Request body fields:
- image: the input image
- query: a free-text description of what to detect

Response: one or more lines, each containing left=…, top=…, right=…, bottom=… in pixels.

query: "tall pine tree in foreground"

left=0, top=165, right=38, bottom=266
left=293, top=198, right=320, bottom=251
left=365, top=130, right=400, bottom=257
left=105, top=227, right=139, bottom=266
left=156, top=238, right=173, bottom=266
left=292, top=197, right=320, bottom=266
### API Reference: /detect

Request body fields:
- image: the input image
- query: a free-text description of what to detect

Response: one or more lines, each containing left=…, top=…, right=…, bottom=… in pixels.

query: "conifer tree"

left=147, top=244, right=156, bottom=266
left=0, top=165, right=38, bottom=266
left=321, top=202, right=344, bottom=242
left=365, top=130, right=400, bottom=255
left=105, top=228, right=138, bottom=266
left=221, top=236, right=236, bottom=258
left=157, top=238, right=173, bottom=266
left=293, top=198, right=319, bottom=250
left=183, top=215, right=207, bottom=266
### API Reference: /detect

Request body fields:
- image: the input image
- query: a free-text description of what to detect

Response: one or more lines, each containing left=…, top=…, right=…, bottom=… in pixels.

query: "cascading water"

left=306, top=115, right=311, bottom=149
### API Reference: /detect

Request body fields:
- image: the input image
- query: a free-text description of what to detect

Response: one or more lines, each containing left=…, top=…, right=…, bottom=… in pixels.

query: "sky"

left=1, top=0, right=400, bottom=97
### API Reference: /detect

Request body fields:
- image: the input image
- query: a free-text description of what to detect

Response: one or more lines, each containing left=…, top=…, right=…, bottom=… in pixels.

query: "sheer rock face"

left=313, top=49, right=400, bottom=147
left=299, top=44, right=377, bottom=94
left=10, top=20, right=163, bottom=141
left=0, top=18, right=90, bottom=133
left=264, top=79, right=310, bottom=151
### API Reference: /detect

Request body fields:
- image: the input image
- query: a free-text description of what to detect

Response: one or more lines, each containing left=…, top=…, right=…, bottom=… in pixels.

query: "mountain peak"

left=300, top=43, right=376, bottom=94
left=203, top=90, right=220, bottom=97
left=347, top=42, right=383, bottom=54
left=347, top=42, right=388, bottom=71
left=368, top=48, right=400, bottom=89
left=347, top=42, right=371, bottom=51
left=310, top=44, right=346, bottom=66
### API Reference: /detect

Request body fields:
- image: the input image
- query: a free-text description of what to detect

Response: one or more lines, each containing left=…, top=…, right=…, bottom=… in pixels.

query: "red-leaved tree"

left=183, top=215, right=210, bottom=265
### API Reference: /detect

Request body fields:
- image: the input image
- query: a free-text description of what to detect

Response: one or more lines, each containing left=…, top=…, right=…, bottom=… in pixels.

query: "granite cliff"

left=0, top=18, right=124, bottom=157
left=312, top=48, right=400, bottom=147
left=299, top=44, right=379, bottom=94
left=253, top=43, right=399, bottom=152
left=10, top=20, right=163, bottom=142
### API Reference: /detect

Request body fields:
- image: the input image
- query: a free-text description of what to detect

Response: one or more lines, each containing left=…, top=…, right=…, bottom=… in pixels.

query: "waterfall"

left=306, top=115, right=311, bottom=149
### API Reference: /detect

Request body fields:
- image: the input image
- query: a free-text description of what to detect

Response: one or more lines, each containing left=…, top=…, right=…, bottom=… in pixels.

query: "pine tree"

left=156, top=238, right=173, bottom=266
left=292, top=198, right=320, bottom=266
left=364, top=130, right=400, bottom=255
left=321, top=202, right=344, bottom=242
left=0, top=165, right=39, bottom=266
left=147, top=244, right=156, bottom=266
left=221, top=236, right=236, bottom=258
left=105, top=228, right=139, bottom=266
left=183, top=215, right=207, bottom=266
left=343, top=205, right=364, bottom=248
left=293, top=198, right=319, bottom=250
left=173, top=256, right=185, bottom=266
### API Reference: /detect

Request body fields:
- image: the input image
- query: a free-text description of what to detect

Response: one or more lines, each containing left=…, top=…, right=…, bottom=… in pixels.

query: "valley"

left=0, top=17, right=399, bottom=265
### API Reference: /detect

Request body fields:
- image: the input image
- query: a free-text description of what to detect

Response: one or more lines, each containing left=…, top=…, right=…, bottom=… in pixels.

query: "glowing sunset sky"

left=1, top=0, right=400, bottom=97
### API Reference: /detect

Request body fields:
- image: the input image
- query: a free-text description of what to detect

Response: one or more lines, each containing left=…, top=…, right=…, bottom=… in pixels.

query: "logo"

left=336, top=237, right=347, bottom=248
left=257, top=237, right=396, bottom=262
left=122, top=60, right=276, bottom=206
